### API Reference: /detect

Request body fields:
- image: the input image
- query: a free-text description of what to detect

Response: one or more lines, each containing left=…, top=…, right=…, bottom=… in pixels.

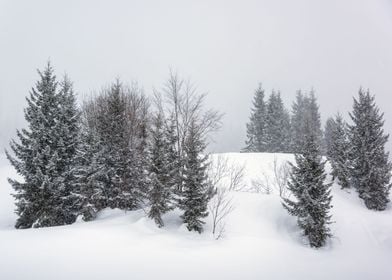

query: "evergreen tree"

left=94, top=80, right=140, bottom=210
left=290, top=91, right=308, bottom=153
left=307, top=91, right=323, bottom=146
left=72, top=119, right=107, bottom=221
left=164, top=114, right=182, bottom=202
left=244, top=84, right=268, bottom=152
left=324, top=117, right=337, bottom=159
left=265, top=91, right=291, bottom=152
left=348, top=89, right=391, bottom=210
left=147, top=113, right=175, bottom=227
left=6, top=63, right=80, bottom=228
left=282, top=131, right=333, bottom=248
left=179, top=120, right=210, bottom=233
left=290, top=90, right=322, bottom=154
left=329, top=114, right=350, bottom=189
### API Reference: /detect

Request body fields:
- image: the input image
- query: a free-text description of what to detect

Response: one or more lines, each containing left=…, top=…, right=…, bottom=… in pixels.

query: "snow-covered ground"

left=0, top=153, right=391, bottom=280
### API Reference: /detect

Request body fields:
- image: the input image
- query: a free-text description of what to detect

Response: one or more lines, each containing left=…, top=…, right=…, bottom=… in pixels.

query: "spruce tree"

left=244, top=84, right=267, bottom=152
left=324, top=117, right=337, bottom=159
left=6, top=63, right=80, bottom=228
left=348, top=89, right=391, bottom=210
left=94, top=80, right=140, bottom=210
left=290, top=91, right=308, bottom=153
left=56, top=76, right=82, bottom=221
left=265, top=91, right=291, bottom=152
left=179, top=120, right=210, bottom=233
left=72, top=119, right=107, bottom=221
left=164, top=114, right=182, bottom=202
left=147, top=113, right=175, bottom=227
left=329, top=114, right=350, bottom=189
left=290, top=91, right=322, bottom=154
left=282, top=131, right=333, bottom=248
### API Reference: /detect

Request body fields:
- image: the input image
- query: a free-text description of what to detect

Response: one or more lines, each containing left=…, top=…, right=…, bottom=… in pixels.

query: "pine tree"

left=72, top=120, right=107, bottom=221
left=147, top=113, right=175, bottom=227
left=290, top=91, right=308, bottom=153
left=265, top=91, right=291, bottom=152
left=6, top=63, right=80, bottom=228
left=53, top=76, right=81, bottom=222
left=324, top=117, right=337, bottom=159
left=282, top=131, right=333, bottom=248
left=244, top=84, right=268, bottom=152
left=328, top=114, right=350, bottom=189
left=179, top=120, right=210, bottom=233
left=95, top=80, right=141, bottom=210
left=307, top=91, right=323, bottom=146
left=290, top=90, right=322, bottom=154
left=348, top=89, right=391, bottom=210
left=164, top=114, right=182, bottom=202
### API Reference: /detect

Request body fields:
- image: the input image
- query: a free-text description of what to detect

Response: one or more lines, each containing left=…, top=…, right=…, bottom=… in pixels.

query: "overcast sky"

left=1, top=0, right=392, bottom=153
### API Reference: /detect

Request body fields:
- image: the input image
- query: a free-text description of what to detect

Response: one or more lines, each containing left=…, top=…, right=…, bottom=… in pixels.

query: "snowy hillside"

left=0, top=153, right=391, bottom=280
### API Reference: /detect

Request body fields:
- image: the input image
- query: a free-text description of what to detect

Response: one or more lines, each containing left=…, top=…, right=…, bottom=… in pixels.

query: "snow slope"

left=0, top=153, right=391, bottom=280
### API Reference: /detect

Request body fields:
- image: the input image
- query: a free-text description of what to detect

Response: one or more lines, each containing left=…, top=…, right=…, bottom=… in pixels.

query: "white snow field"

left=0, top=153, right=391, bottom=280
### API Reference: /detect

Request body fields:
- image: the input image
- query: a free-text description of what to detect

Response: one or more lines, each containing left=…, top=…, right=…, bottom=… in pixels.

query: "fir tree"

left=244, top=84, right=267, bottom=152
left=6, top=63, right=80, bottom=228
left=290, top=91, right=308, bottom=153
left=290, top=90, right=322, bottom=154
left=265, top=91, right=291, bottom=152
left=147, top=113, right=175, bottom=227
left=95, top=80, right=140, bottom=210
left=72, top=119, right=107, bottom=221
left=329, top=114, right=350, bottom=189
left=179, top=120, right=210, bottom=233
left=324, top=117, right=337, bottom=159
left=348, top=89, right=391, bottom=210
left=283, top=131, right=333, bottom=248
left=54, top=76, right=81, bottom=222
left=164, top=114, right=182, bottom=202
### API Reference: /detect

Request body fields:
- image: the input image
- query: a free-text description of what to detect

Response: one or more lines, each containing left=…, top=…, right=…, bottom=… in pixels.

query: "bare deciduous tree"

left=250, top=156, right=291, bottom=198
left=157, top=71, right=223, bottom=157
left=209, top=187, right=235, bottom=240
left=228, top=163, right=246, bottom=191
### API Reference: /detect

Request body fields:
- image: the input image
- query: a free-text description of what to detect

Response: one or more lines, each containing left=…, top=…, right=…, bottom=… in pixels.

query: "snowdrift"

left=0, top=153, right=391, bottom=280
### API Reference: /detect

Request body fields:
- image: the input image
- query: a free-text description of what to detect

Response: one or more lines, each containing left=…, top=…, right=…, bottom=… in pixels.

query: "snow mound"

left=0, top=153, right=391, bottom=280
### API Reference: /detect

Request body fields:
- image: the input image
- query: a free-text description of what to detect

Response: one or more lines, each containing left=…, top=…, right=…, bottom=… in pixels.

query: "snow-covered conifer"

left=7, top=63, right=80, bottom=228
left=348, top=89, right=391, bottom=210
left=324, top=117, right=337, bottom=159
left=329, top=114, right=350, bottom=189
left=179, top=120, right=210, bottom=233
left=290, top=91, right=322, bottom=154
left=265, top=91, right=291, bottom=152
left=283, top=129, right=333, bottom=248
left=244, top=84, right=268, bottom=152
left=147, top=113, right=175, bottom=227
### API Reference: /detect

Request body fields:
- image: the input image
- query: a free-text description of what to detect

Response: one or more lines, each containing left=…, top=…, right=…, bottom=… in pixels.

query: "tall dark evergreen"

left=283, top=131, right=333, bottom=248
left=244, top=84, right=267, bottom=152
left=72, top=116, right=106, bottom=221
left=6, top=63, right=80, bottom=228
left=147, top=113, right=175, bottom=227
left=328, top=114, right=350, bottom=189
left=348, top=89, right=391, bottom=210
left=95, top=81, right=141, bottom=210
left=265, top=91, right=291, bottom=152
left=179, top=120, right=210, bottom=233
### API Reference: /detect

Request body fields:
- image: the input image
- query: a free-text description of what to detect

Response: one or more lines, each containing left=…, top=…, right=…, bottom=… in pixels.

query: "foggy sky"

left=1, top=0, right=392, bottom=153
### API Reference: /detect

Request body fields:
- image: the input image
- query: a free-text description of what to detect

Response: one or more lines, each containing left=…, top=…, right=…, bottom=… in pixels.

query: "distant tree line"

left=245, top=83, right=391, bottom=248
left=7, top=63, right=222, bottom=233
